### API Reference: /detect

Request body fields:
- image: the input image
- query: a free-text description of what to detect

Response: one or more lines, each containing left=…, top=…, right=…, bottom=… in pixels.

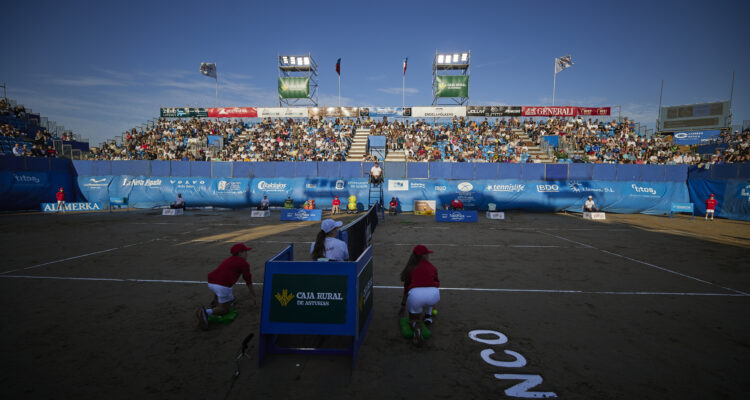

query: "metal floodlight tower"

left=278, top=53, right=318, bottom=107
left=432, top=50, right=470, bottom=106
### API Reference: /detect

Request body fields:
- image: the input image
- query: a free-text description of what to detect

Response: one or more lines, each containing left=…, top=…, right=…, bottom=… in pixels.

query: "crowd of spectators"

left=1, top=98, right=59, bottom=157
left=88, top=117, right=354, bottom=162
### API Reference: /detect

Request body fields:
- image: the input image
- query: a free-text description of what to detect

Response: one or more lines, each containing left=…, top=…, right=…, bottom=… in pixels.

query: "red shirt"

left=390, top=200, right=397, bottom=208
left=332, top=198, right=340, bottom=206
left=451, top=199, right=463, bottom=209
left=706, top=198, right=717, bottom=210
left=403, top=259, right=440, bottom=296
left=207, top=256, right=252, bottom=288
left=56, top=191, right=65, bottom=201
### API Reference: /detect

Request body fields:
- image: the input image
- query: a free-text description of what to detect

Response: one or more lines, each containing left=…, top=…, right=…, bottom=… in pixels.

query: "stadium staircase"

left=513, top=128, right=553, bottom=163
left=385, top=147, right=405, bottom=162
left=346, top=128, right=371, bottom=161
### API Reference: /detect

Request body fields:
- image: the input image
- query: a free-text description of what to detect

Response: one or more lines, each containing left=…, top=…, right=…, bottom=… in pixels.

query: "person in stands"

left=196, top=243, right=256, bottom=330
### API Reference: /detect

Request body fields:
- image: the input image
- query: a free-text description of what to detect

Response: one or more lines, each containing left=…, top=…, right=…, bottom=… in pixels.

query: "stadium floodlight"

left=304, top=57, right=310, bottom=66
left=438, top=55, right=444, bottom=64
left=290, top=57, right=296, bottom=65
left=282, top=56, right=288, bottom=64
left=461, top=53, right=468, bottom=62
left=297, top=57, right=303, bottom=65
left=453, top=54, right=459, bottom=63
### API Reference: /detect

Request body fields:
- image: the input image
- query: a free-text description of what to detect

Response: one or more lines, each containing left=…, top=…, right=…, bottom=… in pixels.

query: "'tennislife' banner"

left=435, top=75, right=469, bottom=98
left=206, top=107, right=258, bottom=118
left=278, top=77, right=310, bottom=99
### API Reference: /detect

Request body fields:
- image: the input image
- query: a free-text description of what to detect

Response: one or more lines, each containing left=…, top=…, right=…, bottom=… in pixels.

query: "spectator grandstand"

left=0, top=97, right=88, bottom=158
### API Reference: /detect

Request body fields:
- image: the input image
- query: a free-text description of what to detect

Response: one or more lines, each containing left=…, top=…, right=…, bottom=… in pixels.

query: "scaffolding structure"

left=278, top=53, right=318, bottom=107
left=432, top=50, right=470, bottom=106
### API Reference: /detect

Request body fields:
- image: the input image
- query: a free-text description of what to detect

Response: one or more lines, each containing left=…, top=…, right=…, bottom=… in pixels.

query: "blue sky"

left=3, top=0, right=748, bottom=145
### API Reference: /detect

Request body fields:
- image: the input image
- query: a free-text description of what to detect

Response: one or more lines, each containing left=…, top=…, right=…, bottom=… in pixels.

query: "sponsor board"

left=251, top=210, right=271, bottom=217
left=83, top=177, right=109, bottom=189
left=217, top=180, right=244, bottom=193
left=536, top=184, right=560, bottom=193
left=411, top=106, right=467, bottom=118
left=160, top=107, right=208, bottom=118
left=168, top=179, right=206, bottom=190
left=485, top=183, right=525, bottom=192
left=41, top=202, right=103, bottom=212
left=308, top=107, right=359, bottom=118
left=123, top=177, right=163, bottom=187
left=414, top=200, right=436, bottom=215
left=740, top=184, right=750, bottom=202
left=434, top=185, right=447, bottom=192
left=410, top=181, right=426, bottom=189
left=365, top=107, right=405, bottom=117
left=14, top=174, right=42, bottom=184
left=257, top=180, right=288, bottom=192
left=357, top=260, right=374, bottom=333
left=568, top=181, right=614, bottom=193
left=522, top=106, right=578, bottom=117
left=583, top=212, right=606, bottom=220
left=162, top=208, right=184, bottom=216
left=672, top=130, right=721, bottom=145
left=436, top=210, right=479, bottom=222
left=270, top=274, right=348, bottom=324
left=278, top=77, right=310, bottom=99
left=256, top=107, right=308, bottom=118
left=486, top=211, right=505, bottom=220
left=466, top=106, right=522, bottom=117
left=434, top=76, right=469, bottom=98
left=630, top=184, right=657, bottom=196
left=206, top=107, right=257, bottom=118
left=388, top=179, right=409, bottom=192
left=457, top=182, right=474, bottom=192
left=280, top=209, right=322, bottom=221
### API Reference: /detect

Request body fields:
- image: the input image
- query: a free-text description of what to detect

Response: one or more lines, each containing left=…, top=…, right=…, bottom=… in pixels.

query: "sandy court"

left=1, top=209, right=748, bottom=399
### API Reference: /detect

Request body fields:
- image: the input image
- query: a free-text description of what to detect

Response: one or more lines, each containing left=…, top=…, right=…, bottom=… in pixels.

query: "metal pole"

left=728, top=70, right=735, bottom=126
left=402, top=73, right=405, bottom=109
left=215, top=74, right=218, bottom=108
left=552, top=69, right=557, bottom=106
left=657, top=80, right=664, bottom=132
left=338, top=74, right=341, bottom=107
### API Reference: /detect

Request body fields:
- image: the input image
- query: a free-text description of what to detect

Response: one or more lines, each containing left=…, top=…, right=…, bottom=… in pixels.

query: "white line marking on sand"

left=539, top=231, right=750, bottom=296
left=0, top=248, right=120, bottom=275
left=0, top=275, right=744, bottom=297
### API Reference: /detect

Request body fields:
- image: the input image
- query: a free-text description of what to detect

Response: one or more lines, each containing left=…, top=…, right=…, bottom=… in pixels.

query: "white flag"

left=199, top=62, right=217, bottom=78
left=555, top=55, right=573, bottom=74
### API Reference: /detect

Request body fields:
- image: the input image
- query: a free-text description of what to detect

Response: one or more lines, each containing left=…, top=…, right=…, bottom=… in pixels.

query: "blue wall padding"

left=318, top=162, right=341, bottom=178
left=72, top=160, right=94, bottom=176
left=569, top=164, right=593, bottom=180
left=170, top=161, right=189, bottom=176
left=212, top=162, right=232, bottom=178
left=295, top=162, right=318, bottom=177
left=341, top=162, right=361, bottom=178
left=451, top=163, right=474, bottom=180
left=641, top=165, right=665, bottom=181
left=616, top=164, right=640, bottom=181
left=711, top=164, right=739, bottom=179
left=93, top=161, right=112, bottom=175
left=407, top=162, right=428, bottom=178
left=190, top=161, right=211, bottom=177
left=592, top=164, right=617, bottom=180
left=150, top=160, right=170, bottom=176
left=521, top=164, right=545, bottom=180
left=386, top=162, right=406, bottom=179
left=545, top=164, right=568, bottom=181
left=475, top=164, right=498, bottom=179
left=665, top=165, right=687, bottom=181
left=498, top=164, right=522, bottom=179
left=253, top=162, right=276, bottom=178
left=232, top=162, right=253, bottom=177
left=429, top=163, right=451, bottom=179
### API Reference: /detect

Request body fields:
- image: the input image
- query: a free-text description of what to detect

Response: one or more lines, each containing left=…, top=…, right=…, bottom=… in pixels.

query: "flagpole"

left=215, top=63, right=218, bottom=108
left=402, top=73, right=405, bottom=109
left=552, top=60, right=557, bottom=106
left=338, top=74, right=341, bottom=107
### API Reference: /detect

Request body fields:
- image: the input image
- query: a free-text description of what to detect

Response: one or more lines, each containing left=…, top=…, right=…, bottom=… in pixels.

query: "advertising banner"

left=280, top=209, right=323, bottom=221
left=435, top=75, right=469, bottom=98
left=466, top=106, right=522, bottom=117
left=160, top=107, right=208, bottom=118
left=521, top=106, right=578, bottom=117
left=688, top=179, right=750, bottom=221
left=41, top=202, right=103, bottom=212
left=308, top=107, right=360, bottom=118
left=413, top=200, right=436, bottom=215
left=673, top=130, right=721, bottom=145
left=436, top=210, right=478, bottom=222
left=268, top=273, right=348, bottom=323
left=577, top=107, right=611, bottom=116
left=363, top=107, right=405, bottom=118
left=257, top=107, right=308, bottom=118
left=206, top=107, right=257, bottom=118
left=278, top=77, right=310, bottom=99
left=411, top=106, right=467, bottom=118
left=357, top=259, right=374, bottom=333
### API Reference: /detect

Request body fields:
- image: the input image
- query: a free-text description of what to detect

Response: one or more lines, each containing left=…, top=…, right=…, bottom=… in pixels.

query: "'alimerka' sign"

left=41, top=202, right=103, bottom=212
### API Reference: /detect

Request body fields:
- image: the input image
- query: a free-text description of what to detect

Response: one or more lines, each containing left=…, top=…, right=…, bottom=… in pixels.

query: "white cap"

left=588, top=195, right=593, bottom=199
left=321, top=219, right=343, bottom=233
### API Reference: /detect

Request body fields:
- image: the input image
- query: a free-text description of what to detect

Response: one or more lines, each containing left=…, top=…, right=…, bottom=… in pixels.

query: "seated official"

left=450, top=198, right=464, bottom=211
left=369, top=162, right=383, bottom=185
left=171, top=193, right=185, bottom=209
left=258, top=195, right=269, bottom=210
left=310, top=219, right=349, bottom=261
left=583, top=196, right=598, bottom=212
left=389, top=197, right=398, bottom=215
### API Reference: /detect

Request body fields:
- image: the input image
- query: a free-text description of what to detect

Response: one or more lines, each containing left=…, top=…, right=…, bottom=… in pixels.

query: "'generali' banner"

left=521, top=106, right=611, bottom=117
left=207, top=107, right=258, bottom=118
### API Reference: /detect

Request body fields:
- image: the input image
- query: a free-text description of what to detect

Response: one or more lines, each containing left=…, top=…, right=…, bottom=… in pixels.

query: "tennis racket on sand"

left=223, top=333, right=255, bottom=400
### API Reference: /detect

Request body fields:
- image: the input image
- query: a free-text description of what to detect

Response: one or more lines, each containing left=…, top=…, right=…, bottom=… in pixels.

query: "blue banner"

left=673, top=130, right=721, bottom=145
left=41, top=202, right=103, bottom=212
left=436, top=210, right=478, bottom=222
left=280, top=209, right=322, bottom=221
left=366, top=107, right=404, bottom=117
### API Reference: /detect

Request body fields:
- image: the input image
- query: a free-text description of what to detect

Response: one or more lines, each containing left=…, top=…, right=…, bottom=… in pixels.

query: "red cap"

left=413, top=245, right=434, bottom=256
left=710, top=193, right=714, bottom=196
left=230, top=243, right=252, bottom=254
left=59, top=187, right=64, bottom=190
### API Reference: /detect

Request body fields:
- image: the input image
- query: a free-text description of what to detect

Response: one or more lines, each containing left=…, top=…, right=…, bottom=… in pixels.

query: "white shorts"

left=706, top=209, right=714, bottom=214
left=407, top=287, right=440, bottom=314
left=208, top=283, right=235, bottom=304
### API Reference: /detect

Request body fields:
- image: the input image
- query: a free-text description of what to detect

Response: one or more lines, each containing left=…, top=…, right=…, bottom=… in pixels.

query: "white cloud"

left=48, top=77, right=128, bottom=87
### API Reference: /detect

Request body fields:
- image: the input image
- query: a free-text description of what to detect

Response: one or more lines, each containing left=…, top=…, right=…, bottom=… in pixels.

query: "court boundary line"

left=538, top=231, right=750, bottom=296
left=0, top=275, right=746, bottom=297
